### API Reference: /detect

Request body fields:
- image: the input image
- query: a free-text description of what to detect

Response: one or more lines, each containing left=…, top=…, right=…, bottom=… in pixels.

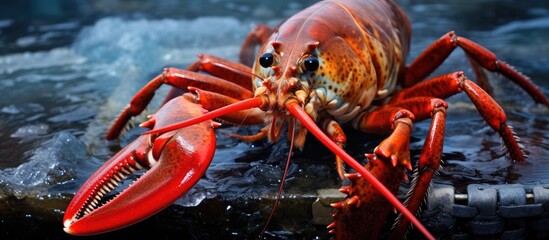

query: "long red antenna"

left=142, top=97, right=263, bottom=135
left=286, top=102, right=434, bottom=240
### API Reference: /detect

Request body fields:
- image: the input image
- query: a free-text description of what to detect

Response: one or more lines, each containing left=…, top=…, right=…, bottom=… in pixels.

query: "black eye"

left=259, top=53, right=274, bottom=68
left=303, top=56, right=319, bottom=72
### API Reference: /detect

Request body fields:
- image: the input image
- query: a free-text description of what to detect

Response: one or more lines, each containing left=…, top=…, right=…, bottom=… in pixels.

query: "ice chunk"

left=10, top=123, right=49, bottom=139
left=175, top=187, right=208, bottom=207
left=1, top=104, right=20, bottom=114
left=73, top=17, right=248, bottom=67
left=0, top=48, right=85, bottom=75
left=47, top=106, right=96, bottom=123
left=0, top=103, right=44, bottom=115
left=0, top=132, right=87, bottom=198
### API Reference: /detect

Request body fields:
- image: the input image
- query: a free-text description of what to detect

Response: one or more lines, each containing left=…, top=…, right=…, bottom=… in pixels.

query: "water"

left=0, top=0, right=548, bottom=239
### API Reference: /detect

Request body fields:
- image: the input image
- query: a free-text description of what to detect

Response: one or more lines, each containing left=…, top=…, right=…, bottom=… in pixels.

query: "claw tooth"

left=139, top=118, right=156, bottom=129
left=327, top=222, right=336, bottom=229
left=121, top=167, right=131, bottom=175
left=402, top=172, right=409, bottom=181
left=365, top=153, right=375, bottom=161
left=112, top=174, right=122, bottom=182
left=405, top=161, right=413, bottom=171
left=134, top=162, right=144, bottom=170
left=339, top=186, right=349, bottom=194
left=330, top=202, right=343, bottom=209
left=332, top=212, right=337, bottom=217
left=211, top=121, right=222, bottom=128
left=391, top=156, right=398, bottom=167
left=147, top=157, right=157, bottom=168
left=117, top=172, right=126, bottom=179
left=329, top=229, right=335, bottom=234
left=347, top=195, right=359, bottom=206
left=344, top=173, right=360, bottom=181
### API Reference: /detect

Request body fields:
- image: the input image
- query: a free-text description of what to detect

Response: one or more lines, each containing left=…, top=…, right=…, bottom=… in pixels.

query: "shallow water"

left=0, top=0, right=548, bottom=239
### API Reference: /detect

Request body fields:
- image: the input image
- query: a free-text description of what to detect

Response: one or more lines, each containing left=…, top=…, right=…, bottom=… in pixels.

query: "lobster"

left=63, top=0, right=549, bottom=239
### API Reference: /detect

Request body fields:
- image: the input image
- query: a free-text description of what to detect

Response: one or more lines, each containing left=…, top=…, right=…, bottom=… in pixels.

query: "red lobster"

left=63, top=0, right=548, bottom=239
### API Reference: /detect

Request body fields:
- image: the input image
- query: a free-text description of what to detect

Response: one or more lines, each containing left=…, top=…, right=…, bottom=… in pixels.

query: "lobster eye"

left=303, top=56, right=319, bottom=72
left=259, top=53, right=274, bottom=68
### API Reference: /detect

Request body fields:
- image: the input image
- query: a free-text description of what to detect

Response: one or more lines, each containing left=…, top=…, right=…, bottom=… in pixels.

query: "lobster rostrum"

left=63, top=0, right=549, bottom=239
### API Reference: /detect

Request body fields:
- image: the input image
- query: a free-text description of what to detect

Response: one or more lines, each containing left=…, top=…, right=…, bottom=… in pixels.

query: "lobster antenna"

left=258, top=118, right=296, bottom=239
left=142, top=97, right=263, bottom=135
left=286, top=102, right=435, bottom=240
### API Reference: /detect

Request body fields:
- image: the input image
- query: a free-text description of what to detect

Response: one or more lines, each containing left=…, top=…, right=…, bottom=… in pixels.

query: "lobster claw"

left=63, top=97, right=216, bottom=235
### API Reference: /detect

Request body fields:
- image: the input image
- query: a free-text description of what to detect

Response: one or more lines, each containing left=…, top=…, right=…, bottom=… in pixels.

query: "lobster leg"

left=391, top=71, right=524, bottom=161
left=287, top=103, right=434, bottom=239
left=353, top=107, right=416, bottom=171
left=385, top=97, right=448, bottom=238
left=106, top=56, right=256, bottom=140
left=403, top=31, right=549, bottom=107
left=162, top=54, right=255, bottom=104
left=187, top=54, right=255, bottom=92
left=334, top=98, right=447, bottom=239
left=332, top=107, right=416, bottom=239
left=467, top=54, right=493, bottom=96
left=182, top=87, right=264, bottom=125
left=239, top=25, right=274, bottom=67
left=161, top=24, right=272, bottom=105
left=320, top=119, right=348, bottom=180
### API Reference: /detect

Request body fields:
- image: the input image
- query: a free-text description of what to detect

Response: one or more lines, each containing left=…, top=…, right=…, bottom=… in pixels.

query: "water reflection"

left=0, top=0, right=548, bottom=238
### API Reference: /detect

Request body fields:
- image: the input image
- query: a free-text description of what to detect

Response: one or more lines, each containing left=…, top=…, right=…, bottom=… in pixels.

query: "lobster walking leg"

left=391, top=71, right=524, bottom=161
left=187, top=54, right=255, bottom=91
left=286, top=103, right=435, bottom=239
left=333, top=107, right=417, bottom=239
left=182, top=87, right=264, bottom=125
left=161, top=54, right=254, bottom=104
left=466, top=54, right=493, bottom=95
left=106, top=62, right=254, bottom=139
left=109, top=23, right=273, bottom=138
left=354, top=107, right=416, bottom=170
left=239, top=25, right=274, bottom=67
left=321, top=119, right=348, bottom=180
left=403, top=31, right=549, bottom=107
left=335, top=98, right=448, bottom=239
left=386, top=98, right=448, bottom=238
